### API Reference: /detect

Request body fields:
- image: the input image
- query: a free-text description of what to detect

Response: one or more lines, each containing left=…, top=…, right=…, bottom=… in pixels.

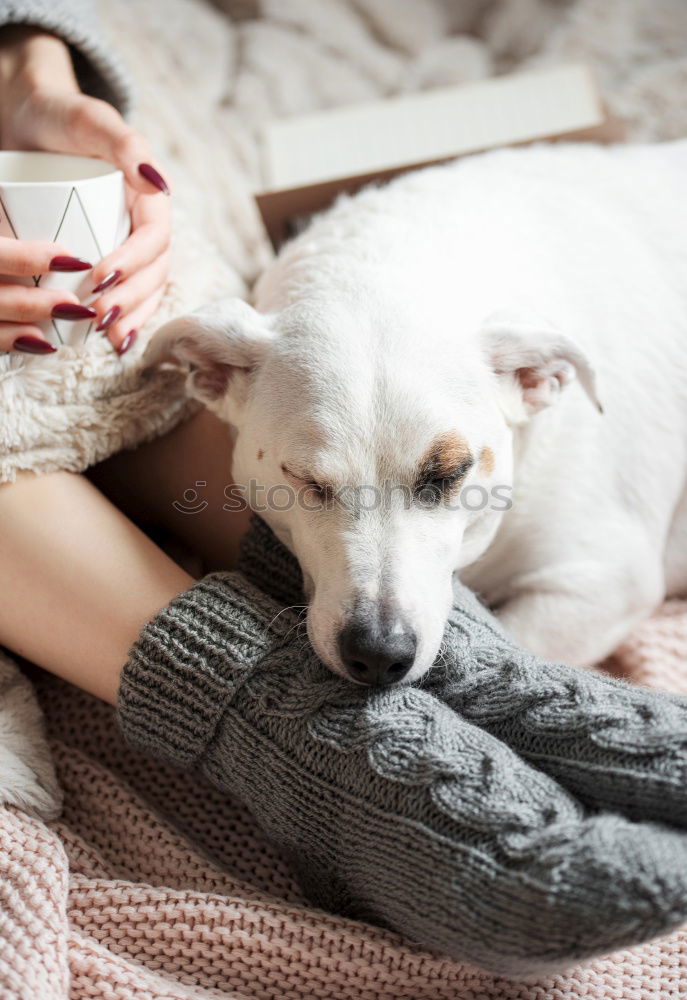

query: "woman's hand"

left=0, top=27, right=170, bottom=354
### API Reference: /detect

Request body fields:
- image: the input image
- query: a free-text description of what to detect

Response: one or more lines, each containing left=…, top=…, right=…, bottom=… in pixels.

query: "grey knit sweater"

left=119, top=516, right=687, bottom=977
left=0, top=0, right=131, bottom=112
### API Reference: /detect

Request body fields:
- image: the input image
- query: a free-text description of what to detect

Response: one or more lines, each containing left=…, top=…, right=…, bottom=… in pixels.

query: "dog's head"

left=147, top=295, right=599, bottom=685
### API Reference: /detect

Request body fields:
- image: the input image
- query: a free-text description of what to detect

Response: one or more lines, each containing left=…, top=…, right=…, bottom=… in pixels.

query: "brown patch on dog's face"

left=257, top=448, right=264, bottom=460
left=421, top=431, right=472, bottom=477
left=414, top=432, right=474, bottom=498
left=478, top=445, right=494, bottom=477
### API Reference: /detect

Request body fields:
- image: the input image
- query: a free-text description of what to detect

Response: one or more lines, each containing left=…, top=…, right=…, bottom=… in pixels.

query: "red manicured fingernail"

left=49, top=255, right=92, bottom=272
left=96, top=305, right=121, bottom=332
left=13, top=335, right=57, bottom=354
left=51, top=303, right=97, bottom=320
left=93, top=269, right=121, bottom=293
left=138, top=163, right=170, bottom=195
left=117, top=329, right=137, bottom=355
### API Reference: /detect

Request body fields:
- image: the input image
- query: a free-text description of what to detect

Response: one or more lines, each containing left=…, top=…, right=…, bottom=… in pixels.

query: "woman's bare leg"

left=0, top=409, right=251, bottom=704
left=88, top=407, right=253, bottom=572
left=0, top=470, right=193, bottom=704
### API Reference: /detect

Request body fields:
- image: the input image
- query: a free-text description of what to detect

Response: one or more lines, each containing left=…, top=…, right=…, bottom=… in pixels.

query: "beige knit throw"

left=2, top=0, right=687, bottom=996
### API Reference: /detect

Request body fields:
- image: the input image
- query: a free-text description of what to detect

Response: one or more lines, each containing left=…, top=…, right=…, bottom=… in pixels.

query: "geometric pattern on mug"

left=0, top=178, right=128, bottom=346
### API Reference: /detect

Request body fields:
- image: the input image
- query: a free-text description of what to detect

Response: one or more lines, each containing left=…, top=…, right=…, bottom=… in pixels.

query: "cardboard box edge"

left=255, top=114, right=625, bottom=250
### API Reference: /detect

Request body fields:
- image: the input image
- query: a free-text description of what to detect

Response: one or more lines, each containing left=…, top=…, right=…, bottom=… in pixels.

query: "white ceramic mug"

left=0, top=151, right=130, bottom=348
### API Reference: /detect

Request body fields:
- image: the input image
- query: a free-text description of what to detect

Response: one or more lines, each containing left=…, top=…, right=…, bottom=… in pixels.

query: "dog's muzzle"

left=337, top=601, right=417, bottom=686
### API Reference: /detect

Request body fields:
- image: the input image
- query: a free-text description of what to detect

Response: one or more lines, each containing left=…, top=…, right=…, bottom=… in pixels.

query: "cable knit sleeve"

left=0, top=0, right=132, bottom=113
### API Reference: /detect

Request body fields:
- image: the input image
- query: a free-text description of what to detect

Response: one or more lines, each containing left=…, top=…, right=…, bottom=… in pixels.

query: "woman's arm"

left=0, top=0, right=131, bottom=111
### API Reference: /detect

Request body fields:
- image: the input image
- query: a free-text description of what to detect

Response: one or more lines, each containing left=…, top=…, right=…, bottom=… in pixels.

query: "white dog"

left=148, top=140, right=687, bottom=685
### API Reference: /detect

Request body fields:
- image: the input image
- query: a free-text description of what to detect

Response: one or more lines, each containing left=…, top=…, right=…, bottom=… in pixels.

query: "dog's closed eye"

left=281, top=463, right=332, bottom=500
left=414, top=432, right=474, bottom=503
left=414, top=458, right=473, bottom=503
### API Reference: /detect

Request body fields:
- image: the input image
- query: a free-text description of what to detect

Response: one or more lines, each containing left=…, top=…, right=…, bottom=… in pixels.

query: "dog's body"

left=152, top=140, right=687, bottom=681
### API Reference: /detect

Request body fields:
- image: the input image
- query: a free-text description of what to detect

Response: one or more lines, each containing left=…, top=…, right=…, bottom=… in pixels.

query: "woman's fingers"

left=17, top=89, right=171, bottom=196
left=91, top=188, right=171, bottom=293
left=0, top=282, right=85, bottom=324
left=0, top=236, right=84, bottom=277
left=0, top=322, right=55, bottom=354
left=0, top=81, right=172, bottom=355
left=0, top=268, right=166, bottom=355
left=95, top=251, right=170, bottom=351
left=0, top=238, right=94, bottom=352
left=61, top=94, right=171, bottom=197
left=0, top=193, right=170, bottom=352
left=105, top=286, right=166, bottom=356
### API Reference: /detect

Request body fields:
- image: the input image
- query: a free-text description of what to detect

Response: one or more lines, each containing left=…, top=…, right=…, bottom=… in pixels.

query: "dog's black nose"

left=338, top=620, right=417, bottom=686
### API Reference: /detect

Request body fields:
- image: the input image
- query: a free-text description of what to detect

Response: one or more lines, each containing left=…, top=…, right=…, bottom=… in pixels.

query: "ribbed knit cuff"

left=0, top=0, right=133, bottom=113
left=117, top=572, right=296, bottom=768
left=237, top=515, right=305, bottom=607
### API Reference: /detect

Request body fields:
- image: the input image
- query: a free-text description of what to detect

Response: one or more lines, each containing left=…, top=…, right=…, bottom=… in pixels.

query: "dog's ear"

left=144, top=299, right=275, bottom=409
left=480, top=309, right=602, bottom=422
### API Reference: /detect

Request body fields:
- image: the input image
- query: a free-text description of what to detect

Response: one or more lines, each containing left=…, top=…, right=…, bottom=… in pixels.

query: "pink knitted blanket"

left=1, top=602, right=686, bottom=1000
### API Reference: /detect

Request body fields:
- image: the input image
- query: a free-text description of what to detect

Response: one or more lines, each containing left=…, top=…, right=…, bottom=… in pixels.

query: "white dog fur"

left=148, top=140, right=687, bottom=683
